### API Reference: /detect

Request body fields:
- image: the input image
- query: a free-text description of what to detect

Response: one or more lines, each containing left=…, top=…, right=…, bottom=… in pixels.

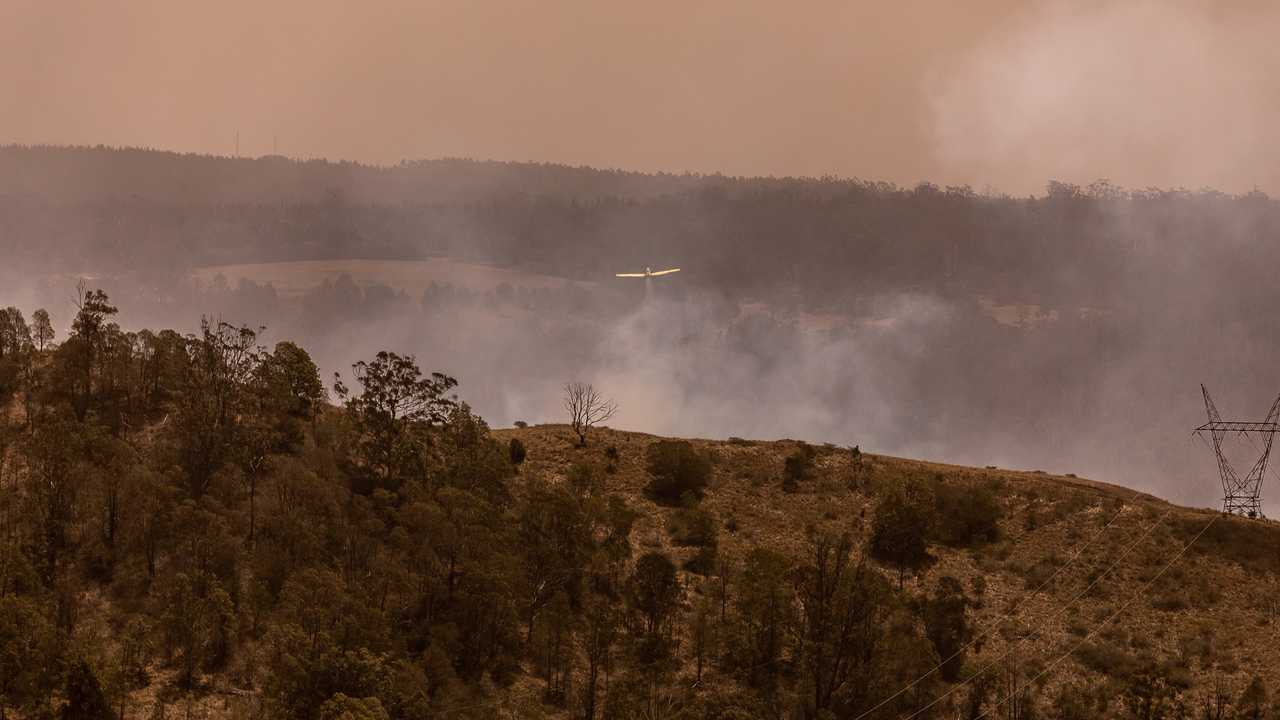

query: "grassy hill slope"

left=8, top=401, right=1280, bottom=719
left=495, top=424, right=1280, bottom=716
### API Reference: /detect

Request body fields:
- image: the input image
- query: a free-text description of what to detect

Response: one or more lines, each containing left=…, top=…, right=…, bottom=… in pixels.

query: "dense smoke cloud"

left=8, top=146, right=1280, bottom=516
left=928, top=1, right=1280, bottom=194
left=593, top=289, right=954, bottom=449
left=2, top=248, right=1244, bottom=516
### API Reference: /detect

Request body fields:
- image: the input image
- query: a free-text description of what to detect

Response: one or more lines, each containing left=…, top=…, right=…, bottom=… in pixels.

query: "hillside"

left=4, top=293, right=1280, bottom=720
left=496, top=426, right=1280, bottom=715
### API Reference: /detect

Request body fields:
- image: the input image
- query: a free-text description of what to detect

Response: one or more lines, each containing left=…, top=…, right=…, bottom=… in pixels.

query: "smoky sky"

left=5, top=0, right=1280, bottom=193
left=6, top=0, right=1280, bottom=517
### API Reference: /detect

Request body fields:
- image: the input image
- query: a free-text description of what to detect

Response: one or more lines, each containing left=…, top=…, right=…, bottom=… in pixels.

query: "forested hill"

left=3, top=292, right=1280, bottom=719
left=0, top=145, right=710, bottom=205
left=5, top=144, right=1280, bottom=312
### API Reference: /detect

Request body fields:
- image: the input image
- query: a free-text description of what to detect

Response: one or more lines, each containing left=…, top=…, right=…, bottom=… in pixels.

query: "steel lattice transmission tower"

left=1194, top=385, right=1280, bottom=518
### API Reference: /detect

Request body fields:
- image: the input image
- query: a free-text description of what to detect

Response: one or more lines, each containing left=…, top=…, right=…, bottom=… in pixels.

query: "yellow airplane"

left=615, top=266, right=681, bottom=278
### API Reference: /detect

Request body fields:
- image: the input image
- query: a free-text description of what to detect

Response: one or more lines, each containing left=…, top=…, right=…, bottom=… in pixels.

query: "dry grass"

left=498, top=424, right=1280, bottom=704
left=82, top=423, right=1280, bottom=714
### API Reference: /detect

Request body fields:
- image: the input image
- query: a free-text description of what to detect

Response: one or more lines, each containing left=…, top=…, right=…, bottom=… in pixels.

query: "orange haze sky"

left=4, top=0, right=1279, bottom=194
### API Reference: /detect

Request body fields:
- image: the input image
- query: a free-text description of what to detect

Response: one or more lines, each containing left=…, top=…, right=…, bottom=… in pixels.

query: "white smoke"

left=927, top=1, right=1280, bottom=194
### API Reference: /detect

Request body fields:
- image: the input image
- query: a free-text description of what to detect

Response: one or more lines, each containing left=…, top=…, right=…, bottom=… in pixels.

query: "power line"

left=849, top=490, right=1134, bottom=720
left=735, top=481, right=1147, bottom=718
left=1233, top=431, right=1280, bottom=503
left=972, top=511, right=1219, bottom=720
left=896, top=504, right=1175, bottom=720
left=448, top=484, right=1171, bottom=720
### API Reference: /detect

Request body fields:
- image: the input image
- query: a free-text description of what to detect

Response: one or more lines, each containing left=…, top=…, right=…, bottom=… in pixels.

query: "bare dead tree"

left=1198, top=672, right=1232, bottom=720
left=564, top=382, right=617, bottom=446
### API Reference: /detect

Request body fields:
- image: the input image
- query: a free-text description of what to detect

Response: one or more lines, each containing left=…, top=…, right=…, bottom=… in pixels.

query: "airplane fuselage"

left=615, top=266, right=680, bottom=279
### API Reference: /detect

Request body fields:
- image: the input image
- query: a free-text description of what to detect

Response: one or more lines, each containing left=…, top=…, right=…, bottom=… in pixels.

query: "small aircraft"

left=615, top=266, right=681, bottom=278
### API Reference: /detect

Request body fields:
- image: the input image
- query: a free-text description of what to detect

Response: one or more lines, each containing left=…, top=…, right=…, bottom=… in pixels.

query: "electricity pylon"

left=1195, top=385, right=1280, bottom=518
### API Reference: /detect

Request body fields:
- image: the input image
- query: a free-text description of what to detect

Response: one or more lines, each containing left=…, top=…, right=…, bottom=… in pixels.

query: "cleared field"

left=191, top=258, right=589, bottom=298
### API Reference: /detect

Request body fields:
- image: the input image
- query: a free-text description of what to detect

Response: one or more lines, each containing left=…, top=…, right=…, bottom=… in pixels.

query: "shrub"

left=683, top=546, right=717, bottom=576
left=644, top=441, right=711, bottom=505
left=568, top=461, right=602, bottom=495
left=1239, top=676, right=1268, bottom=719
left=508, top=438, right=527, bottom=466
left=782, top=446, right=815, bottom=493
left=1181, top=515, right=1280, bottom=576
left=922, top=576, right=969, bottom=682
left=1163, top=662, right=1193, bottom=690
left=1075, top=640, right=1137, bottom=679
left=970, top=575, right=986, bottom=596
left=1151, top=588, right=1190, bottom=612
left=740, top=456, right=773, bottom=488
left=933, top=481, right=1003, bottom=547
left=120, top=618, right=153, bottom=687
left=667, top=505, right=718, bottom=548
left=868, top=479, right=935, bottom=587
left=1177, top=629, right=1213, bottom=666
left=725, top=512, right=739, bottom=534
left=1019, top=557, right=1059, bottom=590
left=628, top=553, right=680, bottom=638
left=319, top=694, right=390, bottom=720
left=1051, top=684, right=1094, bottom=720
left=62, top=659, right=114, bottom=720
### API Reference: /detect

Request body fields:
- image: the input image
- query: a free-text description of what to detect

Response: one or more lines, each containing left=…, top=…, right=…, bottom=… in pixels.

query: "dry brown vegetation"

left=495, top=424, right=1280, bottom=714
left=6, top=296, right=1280, bottom=718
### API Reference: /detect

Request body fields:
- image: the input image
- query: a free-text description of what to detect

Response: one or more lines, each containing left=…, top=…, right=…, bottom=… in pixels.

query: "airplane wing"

left=615, top=272, right=647, bottom=278
left=650, top=268, right=681, bottom=276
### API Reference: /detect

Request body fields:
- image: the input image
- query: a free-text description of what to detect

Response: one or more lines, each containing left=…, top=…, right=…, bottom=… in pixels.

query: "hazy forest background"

left=1, top=145, right=1277, bottom=512
left=9, top=145, right=1280, bottom=719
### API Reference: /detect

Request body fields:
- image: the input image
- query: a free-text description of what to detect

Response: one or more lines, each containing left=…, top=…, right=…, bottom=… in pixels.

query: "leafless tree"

left=1198, top=672, right=1232, bottom=720
left=564, top=382, right=617, bottom=446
